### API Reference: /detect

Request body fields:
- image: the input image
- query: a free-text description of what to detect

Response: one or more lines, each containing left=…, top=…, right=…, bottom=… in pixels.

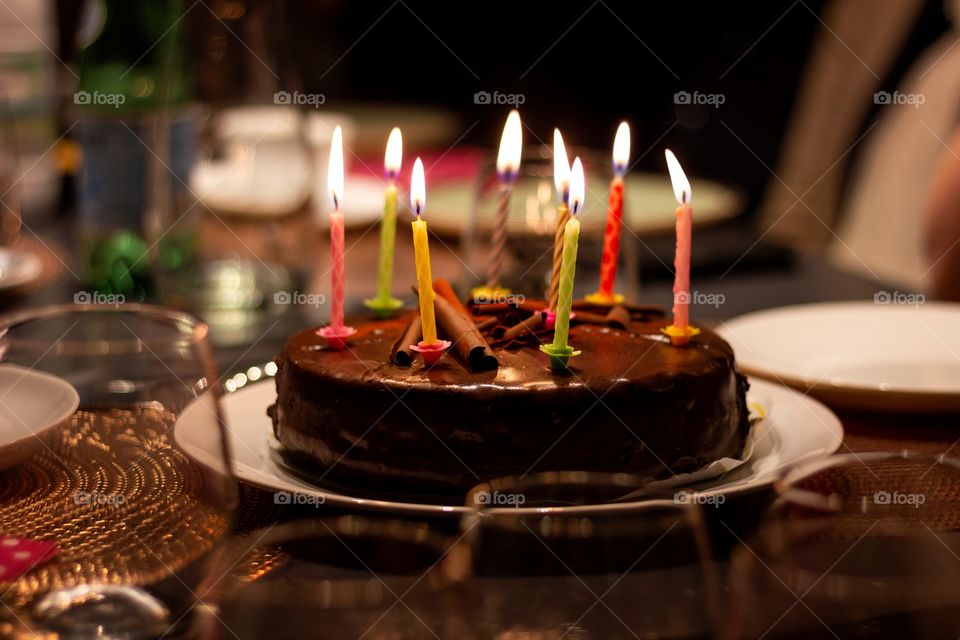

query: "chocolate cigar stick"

left=433, top=279, right=471, bottom=318
left=390, top=314, right=422, bottom=366
left=434, top=296, right=498, bottom=371
left=500, top=312, right=544, bottom=341
left=471, top=302, right=513, bottom=316
left=474, top=317, right=498, bottom=332
left=605, top=305, right=631, bottom=330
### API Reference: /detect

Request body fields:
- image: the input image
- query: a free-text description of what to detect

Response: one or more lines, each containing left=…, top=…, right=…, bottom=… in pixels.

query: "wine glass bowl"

left=0, top=304, right=236, bottom=635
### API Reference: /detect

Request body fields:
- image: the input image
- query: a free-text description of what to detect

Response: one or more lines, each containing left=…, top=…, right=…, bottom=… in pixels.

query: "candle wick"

left=332, top=193, right=340, bottom=210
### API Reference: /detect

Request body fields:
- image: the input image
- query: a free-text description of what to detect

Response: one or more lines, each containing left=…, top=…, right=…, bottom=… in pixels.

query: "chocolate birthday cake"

left=268, top=292, right=750, bottom=496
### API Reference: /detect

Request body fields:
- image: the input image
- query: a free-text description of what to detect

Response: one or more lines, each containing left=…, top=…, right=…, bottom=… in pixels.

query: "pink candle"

left=673, top=202, right=691, bottom=329
left=329, top=210, right=346, bottom=329
left=319, top=126, right=355, bottom=349
left=663, top=149, right=698, bottom=346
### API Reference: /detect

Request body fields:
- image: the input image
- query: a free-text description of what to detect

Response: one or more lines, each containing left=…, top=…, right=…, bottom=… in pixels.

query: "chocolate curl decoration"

left=474, top=317, right=498, bottom=332
left=605, top=305, right=631, bottom=330
left=434, top=296, right=499, bottom=371
left=433, top=278, right=471, bottom=317
left=390, top=314, right=422, bottom=366
left=471, top=302, right=515, bottom=316
left=500, top=312, right=544, bottom=341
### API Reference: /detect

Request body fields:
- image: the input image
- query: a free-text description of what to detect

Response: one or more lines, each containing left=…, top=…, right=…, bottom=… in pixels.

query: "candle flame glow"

left=553, top=128, right=570, bottom=202
left=569, top=156, right=585, bottom=216
left=613, top=122, right=630, bottom=176
left=410, top=157, right=425, bottom=217
left=664, top=149, right=691, bottom=205
left=328, top=125, right=344, bottom=210
left=385, top=127, right=402, bottom=178
left=496, top=109, right=523, bottom=180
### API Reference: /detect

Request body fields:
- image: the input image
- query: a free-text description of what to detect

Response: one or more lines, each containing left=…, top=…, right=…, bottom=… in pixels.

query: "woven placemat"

left=0, top=407, right=229, bottom=609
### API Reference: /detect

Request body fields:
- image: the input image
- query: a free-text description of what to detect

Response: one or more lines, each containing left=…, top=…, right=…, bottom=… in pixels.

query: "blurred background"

left=1, top=0, right=958, bottom=352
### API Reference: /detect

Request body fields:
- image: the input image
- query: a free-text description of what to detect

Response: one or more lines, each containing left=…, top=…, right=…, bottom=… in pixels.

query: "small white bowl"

left=0, top=364, right=79, bottom=469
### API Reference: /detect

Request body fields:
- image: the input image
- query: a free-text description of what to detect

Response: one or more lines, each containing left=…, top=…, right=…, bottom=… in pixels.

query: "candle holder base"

left=363, top=296, right=404, bottom=319
left=318, top=325, right=357, bottom=351
left=470, top=285, right=512, bottom=305
left=584, top=291, right=625, bottom=306
left=539, top=343, right=581, bottom=372
left=410, top=339, right=452, bottom=367
left=660, top=324, right=701, bottom=346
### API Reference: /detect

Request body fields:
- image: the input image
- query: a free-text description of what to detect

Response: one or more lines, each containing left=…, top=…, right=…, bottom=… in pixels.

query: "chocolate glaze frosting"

left=269, top=305, right=750, bottom=496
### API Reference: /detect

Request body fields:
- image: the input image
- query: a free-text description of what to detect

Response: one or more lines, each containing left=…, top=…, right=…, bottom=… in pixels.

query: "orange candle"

left=590, top=122, right=630, bottom=304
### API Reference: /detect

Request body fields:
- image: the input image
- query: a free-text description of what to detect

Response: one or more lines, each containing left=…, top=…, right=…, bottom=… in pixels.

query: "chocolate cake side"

left=267, top=305, right=750, bottom=496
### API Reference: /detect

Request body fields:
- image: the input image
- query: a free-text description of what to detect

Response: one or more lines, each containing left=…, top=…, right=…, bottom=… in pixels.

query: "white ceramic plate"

left=0, top=364, right=79, bottom=469
left=718, top=302, right=960, bottom=412
left=0, top=247, right=42, bottom=292
left=175, top=378, right=842, bottom=517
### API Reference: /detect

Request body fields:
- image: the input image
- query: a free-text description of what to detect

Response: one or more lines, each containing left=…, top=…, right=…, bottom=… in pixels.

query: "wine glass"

left=462, top=471, right=720, bottom=638
left=199, top=517, right=472, bottom=640
left=724, top=451, right=960, bottom=639
left=0, top=303, right=236, bottom=638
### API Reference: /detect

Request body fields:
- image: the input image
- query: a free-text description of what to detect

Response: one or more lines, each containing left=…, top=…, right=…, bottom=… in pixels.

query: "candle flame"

left=569, top=156, right=585, bottom=216
left=496, top=109, right=523, bottom=180
left=328, top=125, right=344, bottom=210
left=384, top=127, right=402, bottom=178
left=410, top=157, right=425, bottom=217
left=664, top=149, right=691, bottom=205
left=553, top=128, right=570, bottom=202
left=613, top=122, right=630, bottom=176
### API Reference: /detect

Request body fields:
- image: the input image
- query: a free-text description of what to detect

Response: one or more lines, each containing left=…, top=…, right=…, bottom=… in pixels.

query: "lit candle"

left=475, top=109, right=522, bottom=301
left=588, top=122, right=630, bottom=305
left=318, top=126, right=356, bottom=349
left=540, top=157, right=584, bottom=371
left=547, top=128, right=570, bottom=311
left=365, top=127, right=404, bottom=317
left=409, top=157, right=451, bottom=364
left=662, top=149, right=700, bottom=346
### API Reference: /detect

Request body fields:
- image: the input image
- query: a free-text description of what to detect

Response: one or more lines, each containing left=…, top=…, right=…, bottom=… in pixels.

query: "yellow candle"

left=410, top=157, right=437, bottom=344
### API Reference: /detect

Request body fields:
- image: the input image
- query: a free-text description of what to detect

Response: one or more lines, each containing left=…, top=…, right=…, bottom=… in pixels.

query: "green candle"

left=541, top=157, right=585, bottom=371
left=364, top=127, right=404, bottom=317
left=376, top=181, right=398, bottom=300
left=553, top=215, right=580, bottom=349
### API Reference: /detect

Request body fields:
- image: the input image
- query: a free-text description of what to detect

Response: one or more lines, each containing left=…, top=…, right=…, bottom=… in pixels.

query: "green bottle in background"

left=75, top=0, right=198, bottom=300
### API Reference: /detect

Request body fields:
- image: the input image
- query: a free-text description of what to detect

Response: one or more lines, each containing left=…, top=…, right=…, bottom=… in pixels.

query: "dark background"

left=56, top=0, right=952, bottom=218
